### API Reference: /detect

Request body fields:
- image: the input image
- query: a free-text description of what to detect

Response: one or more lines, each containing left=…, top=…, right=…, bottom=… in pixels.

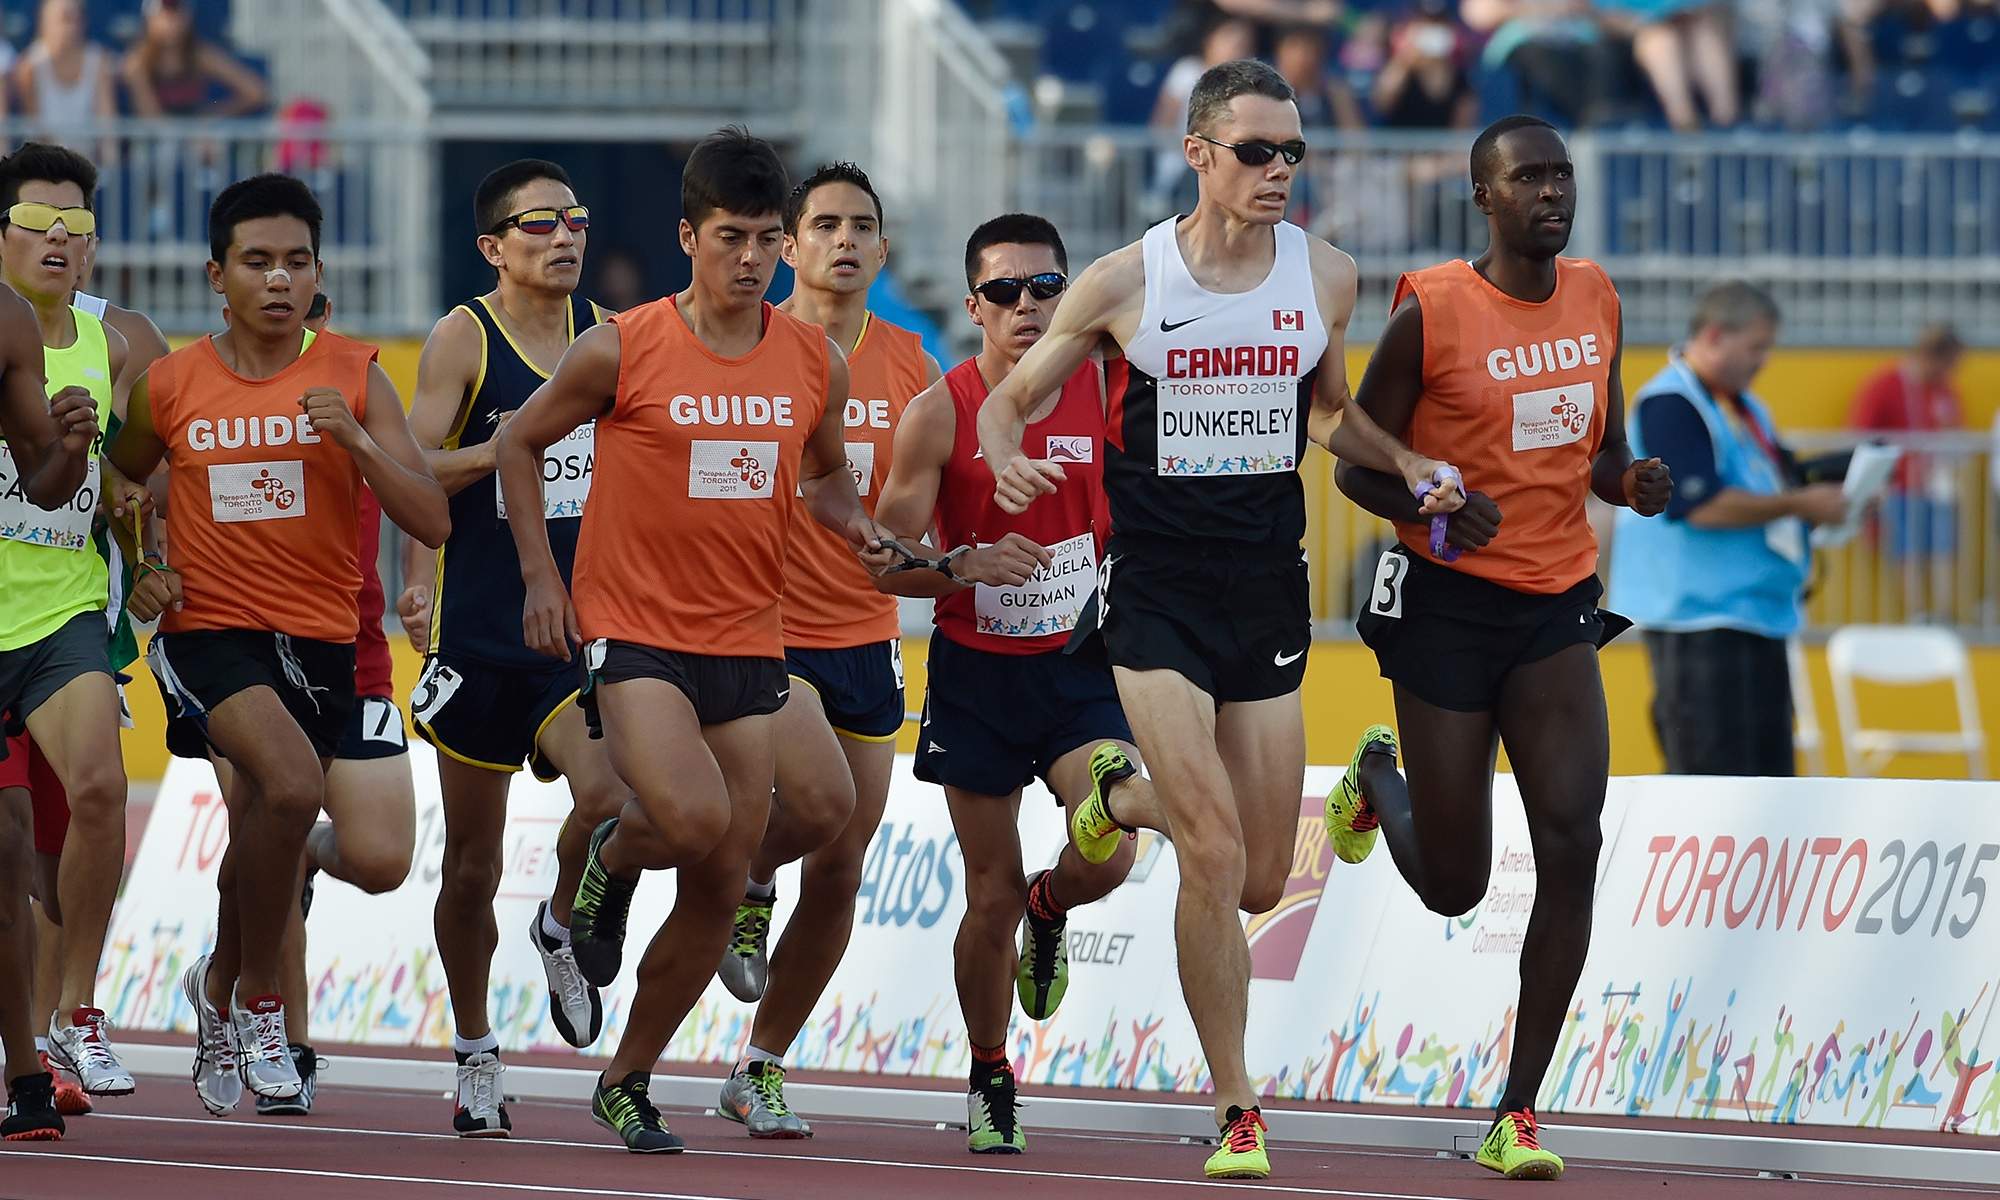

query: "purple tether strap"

left=1413, top=465, right=1463, bottom=563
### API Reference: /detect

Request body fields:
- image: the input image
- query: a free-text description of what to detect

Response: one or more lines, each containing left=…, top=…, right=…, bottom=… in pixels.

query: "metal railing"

left=1307, top=430, right=2000, bottom=639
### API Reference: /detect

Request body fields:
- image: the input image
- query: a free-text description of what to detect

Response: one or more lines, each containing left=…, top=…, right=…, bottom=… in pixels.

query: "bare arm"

left=1589, top=312, right=1670, bottom=514
left=120, top=45, right=163, bottom=117
left=977, top=245, right=1141, bottom=513
left=1687, top=484, right=1847, bottom=529
left=105, top=304, right=169, bottom=423
left=495, top=321, right=619, bottom=660
left=799, top=339, right=895, bottom=567
left=322, top=363, right=449, bottom=547
left=196, top=41, right=268, bottom=116
left=397, top=527, right=435, bottom=651
left=406, top=308, right=498, bottom=496
left=0, top=289, right=89, bottom=508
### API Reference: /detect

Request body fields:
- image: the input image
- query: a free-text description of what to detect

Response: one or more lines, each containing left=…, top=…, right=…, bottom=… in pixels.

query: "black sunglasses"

left=972, top=272, right=1066, bottom=306
left=489, top=205, right=590, bottom=236
left=1197, top=135, right=1306, bottom=167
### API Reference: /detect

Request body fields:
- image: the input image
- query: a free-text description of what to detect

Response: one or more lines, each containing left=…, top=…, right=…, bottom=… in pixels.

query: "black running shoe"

left=2, top=1072, right=65, bottom=1141
left=256, top=1043, right=318, bottom=1116
left=591, top=1071, right=684, bottom=1153
left=569, top=819, right=638, bottom=988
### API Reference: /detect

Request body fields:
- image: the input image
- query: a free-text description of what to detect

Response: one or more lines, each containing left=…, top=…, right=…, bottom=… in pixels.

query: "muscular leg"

left=602, top=712, right=774, bottom=1080
left=593, top=680, right=735, bottom=878
left=750, top=688, right=857, bottom=884
left=942, top=786, right=1026, bottom=1050
left=23, top=673, right=127, bottom=1014
left=535, top=703, right=633, bottom=929
left=749, top=732, right=894, bottom=1056
left=1357, top=692, right=1499, bottom=917
left=31, top=852, right=60, bottom=1038
left=432, top=757, right=511, bottom=1042
left=1213, top=697, right=1307, bottom=915
left=1043, top=740, right=1142, bottom=908
left=309, top=753, right=417, bottom=895
left=0, top=789, right=38, bottom=1080
left=278, top=864, right=309, bottom=1043
left=200, top=688, right=327, bottom=1003
left=1491, top=644, right=1608, bottom=1112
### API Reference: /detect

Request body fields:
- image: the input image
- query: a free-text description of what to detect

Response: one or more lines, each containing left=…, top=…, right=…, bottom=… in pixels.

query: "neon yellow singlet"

left=0, top=306, right=112, bottom=650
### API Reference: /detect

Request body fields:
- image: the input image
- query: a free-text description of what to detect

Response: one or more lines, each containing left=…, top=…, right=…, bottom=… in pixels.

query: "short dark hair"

left=683, top=126, right=789, bottom=233
left=208, top=173, right=323, bottom=264
left=1688, top=281, right=1780, bottom=338
left=1187, top=59, right=1295, bottom=136
left=964, top=213, right=1067, bottom=289
left=1470, top=114, right=1560, bottom=185
left=0, top=141, right=97, bottom=217
left=783, top=161, right=884, bottom=236
left=475, top=158, right=573, bottom=237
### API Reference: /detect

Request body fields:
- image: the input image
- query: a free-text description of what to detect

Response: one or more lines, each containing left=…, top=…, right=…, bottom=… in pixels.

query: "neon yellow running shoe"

left=967, top=1064, right=1026, bottom=1153
left=1204, top=1105, right=1270, bottom=1179
left=1070, top=742, right=1137, bottom=865
left=1475, top=1108, right=1564, bottom=1180
left=1324, top=725, right=1394, bottom=865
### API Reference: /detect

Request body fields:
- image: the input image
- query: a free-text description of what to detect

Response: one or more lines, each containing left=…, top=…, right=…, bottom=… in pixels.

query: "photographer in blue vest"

left=1609, top=283, right=1849, bottom=776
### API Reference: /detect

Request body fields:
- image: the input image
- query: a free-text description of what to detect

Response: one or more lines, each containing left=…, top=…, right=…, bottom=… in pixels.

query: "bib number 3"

left=1368, top=550, right=1410, bottom=619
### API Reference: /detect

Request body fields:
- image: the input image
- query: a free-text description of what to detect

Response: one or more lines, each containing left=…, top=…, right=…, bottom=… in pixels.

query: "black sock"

left=969, top=1042, right=1010, bottom=1088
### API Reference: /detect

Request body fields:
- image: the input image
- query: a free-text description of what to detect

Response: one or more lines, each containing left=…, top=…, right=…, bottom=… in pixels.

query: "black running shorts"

left=579, top=640, right=787, bottom=734
left=0, top=610, right=110, bottom=734
left=1355, top=544, right=1628, bottom=713
left=337, top=694, right=409, bottom=762
left=148, top=629, right=357, bottom=760
left=786, top=640, right=905, bottom=742
left=914, top=633, right=1132, bottom=798
left=411, top=653, right=580, bottom=780
left=1085, top=535, right=1311, bottom=705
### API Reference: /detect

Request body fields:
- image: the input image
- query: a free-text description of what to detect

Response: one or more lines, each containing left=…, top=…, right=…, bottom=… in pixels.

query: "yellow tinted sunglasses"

left=6, top=202, right=95, bottom=236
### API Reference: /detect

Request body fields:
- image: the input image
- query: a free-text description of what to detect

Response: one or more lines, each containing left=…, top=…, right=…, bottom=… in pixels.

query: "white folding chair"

left=1826, top=625, right=1987, bottom=778
left=1787, top=637, right=1826, bottom=776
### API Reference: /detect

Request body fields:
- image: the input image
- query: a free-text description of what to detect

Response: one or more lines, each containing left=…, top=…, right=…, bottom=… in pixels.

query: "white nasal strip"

left=689, top=440, right=779, bottom=499
left=1045, top=435, right=1093, bottom=464
left=498, top=422, right=594, bottom=519
left=1155, top=384, right=1297, bottom=476
left=0, top=443, right=96, bottom=550
left=847, top=440, right=876, bottom=496
left=1511, top=381, right=1594, bottom=452
left=975, top=531, right=1095, bottom=637
left=208, top=460, right=306, bottom=523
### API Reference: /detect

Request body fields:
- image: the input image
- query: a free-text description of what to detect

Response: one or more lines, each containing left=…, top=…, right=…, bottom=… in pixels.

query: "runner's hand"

left=958, top=534, right=1052, bottom=587
left=299, top=386, right=365, bottom=451
left=523, top=572, right=581, bottom=661
left=1624, top=457, right=1672, bottom=517
left=127, top=564, right=182, bottom=622
left=1407, top=458, right=1465, bottom=514
left=994, top=455, right=1063, bottom=515
left=103, top=475, right=152, bottom=521
left=846, top=518, right=899, bottom=572
left=49, top=385, right=97, bottom=455
left=396, top=583, right=432, bottom=653
left=1444, top=491, right=1503, bottom=552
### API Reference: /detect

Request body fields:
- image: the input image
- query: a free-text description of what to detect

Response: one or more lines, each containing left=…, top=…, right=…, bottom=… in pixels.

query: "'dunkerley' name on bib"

left=1156, top=343, right=1304, bottom=475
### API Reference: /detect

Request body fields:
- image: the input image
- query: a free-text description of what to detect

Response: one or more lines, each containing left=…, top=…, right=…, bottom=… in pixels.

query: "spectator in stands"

left=1609, top=282, right=1850, bottom=776
left=1850, top=322, right=1965, bottom=564
left=1599, top=0, right=1740, bottom=130
left=122, top=0, right=267, bottom=118
left=1146, top=16, right=1256, bottom=217
left=1372, top=0, right=1478, bottom=127
left=11, top=0, right=116, bottom=141
left=1460, top=0, right=1625, bottom=125
left=1275, top=24, right=1362, bottom=126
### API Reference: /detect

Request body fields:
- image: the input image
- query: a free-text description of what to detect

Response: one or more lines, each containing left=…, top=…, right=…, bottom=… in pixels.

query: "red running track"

left=5, top=1068, right=1998, bottom=1200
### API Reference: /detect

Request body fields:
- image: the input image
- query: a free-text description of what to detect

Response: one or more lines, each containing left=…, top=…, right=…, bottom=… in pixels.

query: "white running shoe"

left=230, top=991, right=301, bottom=1100
left=453, top=1052, right=511, bottom=1137
left=47, top=1006, right=135, bottom=1096
left=529, top=901, right=602, bottom=1047
left=181, top=956, right=242, bottom=1115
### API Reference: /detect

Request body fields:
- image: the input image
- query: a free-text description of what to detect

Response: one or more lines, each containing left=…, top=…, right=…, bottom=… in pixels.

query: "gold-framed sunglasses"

left=489, top=205, right=589, bottom=236
left=5, top=202, right=95, bottom=236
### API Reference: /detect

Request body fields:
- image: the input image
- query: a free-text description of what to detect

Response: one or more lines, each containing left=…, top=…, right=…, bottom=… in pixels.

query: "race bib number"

left=209, top=460, right=305, bottom=523
left=1367, top=549, right=1409, bottom=619
left=1155, top=381, right=1298, bottom=476
left=0, top=442, right=96, bottom=550
left=975, top=531, right=1096, bottom=637
left=689, top=440, right=778, bottom=499
left=1511, top=381, right=1594, bottom=452
left=409, top=659, right=463, bottom=725
left=497, top=422, right=593, bottom=519
left=358, top=696, right=408, bottom=748
left=888, top=638, right=904, bottom=691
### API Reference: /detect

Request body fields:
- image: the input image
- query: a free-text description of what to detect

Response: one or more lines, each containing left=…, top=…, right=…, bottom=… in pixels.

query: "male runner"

left=494, top=127, right=892, bottom=1154
left=109, top=173, right=449, bottom=1109
left=1329, top=115, right=1672, bottom=1180
left=0, top=143, right=139, bottom=1102
left=400, top=158, right=630, bottom=1137
left=973, top=62, right=1460, bottom=1180
left=872, top=212, right=1153, bottom=1155
left=712, top=162, right=938, bottom=1138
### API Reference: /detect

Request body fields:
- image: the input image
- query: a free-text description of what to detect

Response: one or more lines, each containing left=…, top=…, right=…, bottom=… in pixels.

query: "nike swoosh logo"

left=1274, top=649, right=1305, bottom=666
left=1159, top=316, right=1205, bottom=333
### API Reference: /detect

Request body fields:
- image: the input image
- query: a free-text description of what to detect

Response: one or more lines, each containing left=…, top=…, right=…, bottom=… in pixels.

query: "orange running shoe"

left=40, top=1051, right=91, bottom=1116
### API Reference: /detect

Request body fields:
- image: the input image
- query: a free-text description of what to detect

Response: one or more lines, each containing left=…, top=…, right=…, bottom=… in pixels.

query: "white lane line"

left=0, top=1153, right=744, bottom=1200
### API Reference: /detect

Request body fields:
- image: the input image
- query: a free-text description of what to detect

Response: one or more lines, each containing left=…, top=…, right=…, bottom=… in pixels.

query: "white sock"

left=746, top=875, right=776, bottom=901
left=540, top=904, right=570, bottom=944
left=453, top=1031, right=500, bottom=1059
left=739, top=1043, right=783, bottom=1073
